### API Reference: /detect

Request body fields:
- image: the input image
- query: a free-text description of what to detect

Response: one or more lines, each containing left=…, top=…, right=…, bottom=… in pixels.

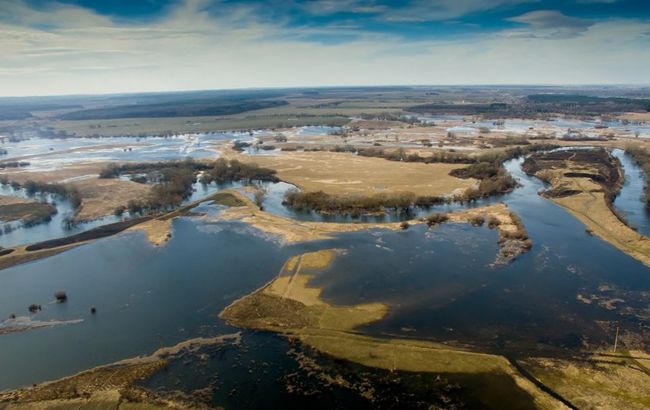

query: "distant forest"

left=409, top=94, right=650, bottom=117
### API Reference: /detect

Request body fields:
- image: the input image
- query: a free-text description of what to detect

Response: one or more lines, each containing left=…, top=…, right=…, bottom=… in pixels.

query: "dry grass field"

left=554, top=190, right=650, bottom=266
left=235, top=151, right=476, bottom=196
left=72, top=178, right=150, bottom=220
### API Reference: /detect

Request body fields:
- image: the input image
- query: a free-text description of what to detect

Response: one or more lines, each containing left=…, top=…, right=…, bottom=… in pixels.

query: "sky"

left=0, top=0, right=649, bottom=96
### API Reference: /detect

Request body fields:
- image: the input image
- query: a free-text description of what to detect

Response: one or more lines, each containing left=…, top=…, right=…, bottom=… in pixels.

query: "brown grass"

left=0, top=196, right=34, bottom=206
left=73, top=177, right=150, bottom=220
left=0, top=162, right=105, bottom=184
left=231, top=150, right=475, bottom=197
left=128, top=218, right=172, bottom=246
left=522, top=350, right=650, bottom=410
left=0, top=334, right=239, bottom=409
left=220, top=249, right=563, bottom=409
left=554, top=191, right=650, bottom=266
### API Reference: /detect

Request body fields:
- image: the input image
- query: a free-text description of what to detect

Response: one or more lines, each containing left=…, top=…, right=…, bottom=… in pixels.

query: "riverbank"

left=0, top=334, right=241, bottom=409
left=0, top=196, right=56, bottom=226
left=0, top=191, right=245, bottom=271
left=220, top=249, right=562, bottom=409
left=216, top=189, right=530, bottom=263
left=523, top=148, right=650, bottom=266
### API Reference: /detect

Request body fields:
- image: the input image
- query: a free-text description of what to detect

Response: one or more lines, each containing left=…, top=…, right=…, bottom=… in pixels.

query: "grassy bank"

left=0, top=201, right=56, bottom=227
left=101, top=158, right=277, bottom=216
left=220, top=250, right=562, bottom=409
left=523, top=148, right=650, bottom=266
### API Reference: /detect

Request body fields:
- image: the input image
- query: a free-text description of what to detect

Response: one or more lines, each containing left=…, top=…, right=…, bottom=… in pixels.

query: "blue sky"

left=0, top=0, right=649, bottom=96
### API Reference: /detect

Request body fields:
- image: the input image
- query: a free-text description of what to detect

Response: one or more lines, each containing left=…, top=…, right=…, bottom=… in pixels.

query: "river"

left=0, top=150, right=648, bottom=407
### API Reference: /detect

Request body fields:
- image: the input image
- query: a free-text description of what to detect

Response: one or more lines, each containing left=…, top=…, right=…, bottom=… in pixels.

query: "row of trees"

left=99, top=159, right=210, bottom=179
left=282, top=190, right=457, bottom=215
left=199, top=158, right=278, bottom=184
left=0, top=179, right=82, bottom=210
left=106, top=158, right=279, bottom=216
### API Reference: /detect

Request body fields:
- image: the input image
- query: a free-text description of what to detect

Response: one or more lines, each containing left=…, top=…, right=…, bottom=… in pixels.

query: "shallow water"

left=0, top=184, right=119, bottom=248
left=0, top=131, right=267, bottom=170
left=415, top=115, right=650, bottom=137
left=0, top=217, right=307, bottom=389
left=0, top=143, right=649, bottom=400
left=307, top=155, right=650, bottom=354
left=612, top=149, right=650, bottom=236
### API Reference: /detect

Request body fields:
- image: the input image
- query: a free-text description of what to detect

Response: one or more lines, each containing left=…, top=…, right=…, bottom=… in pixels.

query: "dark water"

left=0, top=152, right=649, bottom=405
left=0, top=181, right=222, bottom=248
left=310, top=156, right=650, bottom=354
left=141, top=331, right=537, bottom=410
left=0, top=184, right=118, bottom=248
left=612, top=148, right=650, bottom=236
left=0, top=218, right=307, bottom=389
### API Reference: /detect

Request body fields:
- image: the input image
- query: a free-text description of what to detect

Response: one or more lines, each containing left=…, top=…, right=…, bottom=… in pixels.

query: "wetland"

left=1, top=86, right=650, bottom=409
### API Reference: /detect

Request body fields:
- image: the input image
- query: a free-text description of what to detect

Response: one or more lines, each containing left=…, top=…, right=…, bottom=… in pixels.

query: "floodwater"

left=612, top=148, right=650, bottom=236
left=1, top=130, right=649, bottom=406
left=0, top=184, right=118, bottom=248
left=416, top=114, right=650, bottom=138
left=0, top=218, right=303, bottom=389
left=0, top=180, right=230, bottom=248
left=0, top=153, right=648, bottom=398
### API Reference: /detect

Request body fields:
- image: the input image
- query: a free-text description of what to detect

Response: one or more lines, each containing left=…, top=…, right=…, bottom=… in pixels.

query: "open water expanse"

left=0, top=132, right=649, bottom=407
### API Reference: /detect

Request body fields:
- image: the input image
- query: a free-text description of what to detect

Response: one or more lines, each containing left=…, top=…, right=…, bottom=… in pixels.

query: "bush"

left=487, top=216, right=501, bottom=229
left=283, top=190, right=420, bottom=215
left=425, top=213, right=448, bottom=226
left=469, top=215, right=485, bottom=226
left=114, top=206, right=126, bottom=217
left=18, top=180, right=82, bottom=210
left=201, top=158, right=278, bottom=184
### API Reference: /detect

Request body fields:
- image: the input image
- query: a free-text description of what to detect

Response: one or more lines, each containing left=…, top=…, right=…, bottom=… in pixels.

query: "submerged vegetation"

left=0, top=179, right=82, bottom=210
left=100, top=158, right=278, bottom=215
left=0, top=202, right=57, bottom=227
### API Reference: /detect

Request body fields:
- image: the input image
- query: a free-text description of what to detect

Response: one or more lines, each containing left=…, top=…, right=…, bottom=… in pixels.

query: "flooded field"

left=0, top=152, right=648, bottom=395
left=1, top=121, right=649, bottom=408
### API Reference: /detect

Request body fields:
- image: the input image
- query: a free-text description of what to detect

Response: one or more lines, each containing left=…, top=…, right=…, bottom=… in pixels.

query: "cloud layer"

left=0, top=0, right=648, bottom=96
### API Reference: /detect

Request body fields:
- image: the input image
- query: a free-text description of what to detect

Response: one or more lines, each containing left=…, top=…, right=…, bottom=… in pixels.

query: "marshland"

left=1, top=86, right=650, bottom=409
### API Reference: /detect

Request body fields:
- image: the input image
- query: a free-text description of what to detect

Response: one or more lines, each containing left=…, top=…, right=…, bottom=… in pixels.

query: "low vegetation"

left=100, top=158, right=278, bottom=216
left=199, top=158, right=278, bottom=184
left=0, top=202, right=57, bottom=227
left=283, top=190, right=435, bottom=215
left=25, top=217, right=152, bottom=251
left=0, top=179, right=82, bottom=210
left=450, top=161, right=518, bottom=200
left=424, top=213, right=449, bottom=226
left=98, top=159, right=211, bottom=179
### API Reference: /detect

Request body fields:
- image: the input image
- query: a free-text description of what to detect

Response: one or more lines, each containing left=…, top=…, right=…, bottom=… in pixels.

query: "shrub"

left=487, top=216, right=501, bottom=229
left=425, top=213, right=448, bottom=227
left=469, top=215, right=485, bottom=226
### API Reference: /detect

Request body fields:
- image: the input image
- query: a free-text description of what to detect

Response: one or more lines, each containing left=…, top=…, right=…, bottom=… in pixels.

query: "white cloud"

left=507, top=10, right=593, bottom=38
left=0, top=0, right=648, bottom=96
left=379, top=0, right=540, bottom=22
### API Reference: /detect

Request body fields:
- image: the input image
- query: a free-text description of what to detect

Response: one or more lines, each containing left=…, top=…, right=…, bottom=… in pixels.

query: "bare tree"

left=254, top=186, right=268, bottom=210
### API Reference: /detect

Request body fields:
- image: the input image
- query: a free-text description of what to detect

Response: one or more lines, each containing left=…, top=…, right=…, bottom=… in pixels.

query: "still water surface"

left=0, top=152, right=648, bottom=397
